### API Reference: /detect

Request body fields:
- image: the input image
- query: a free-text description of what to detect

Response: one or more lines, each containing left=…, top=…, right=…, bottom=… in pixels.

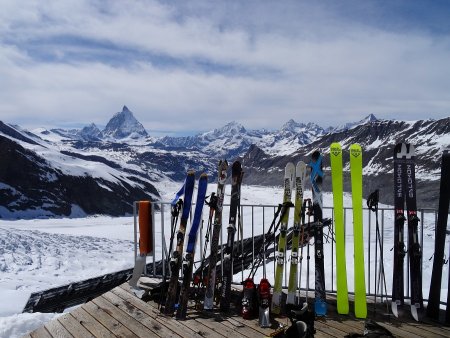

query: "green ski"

left=286, top=161, right=307, bottom=305
left=349, top=143, right=367, bottom=318
left=330, top=142, right=349, bottom=314
left=271, top=162, right=295, bottom=314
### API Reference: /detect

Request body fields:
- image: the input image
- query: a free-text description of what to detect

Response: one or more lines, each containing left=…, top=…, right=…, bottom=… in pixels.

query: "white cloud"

left=0, top=0, right=449, bottom=133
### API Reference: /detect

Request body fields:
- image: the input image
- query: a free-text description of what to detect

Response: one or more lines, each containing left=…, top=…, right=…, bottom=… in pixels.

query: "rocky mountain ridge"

left=1, top=107, right=449, bottom=217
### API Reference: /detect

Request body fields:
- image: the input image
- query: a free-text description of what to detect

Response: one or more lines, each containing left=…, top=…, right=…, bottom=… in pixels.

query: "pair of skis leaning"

left=391, top=143, right=423, bottom=321
left=330, top=143, right=367, bottom=318
left=203, top=160, right=244, bottom=313
left=241, top=161, right=306, bottom=326
left=272, top=161, right=307, bottom=314
left=163, top=171, right=208, bottom=318
left=165, top=160, right=243, bottom=317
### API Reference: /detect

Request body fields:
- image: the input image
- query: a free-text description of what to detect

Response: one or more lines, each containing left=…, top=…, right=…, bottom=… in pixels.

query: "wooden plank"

left=229, top=312, right=280, bottom=336
left=45, top=318, right=74, bottom=338
left=112, top=286, right=204, bottom=338
left=406, top=321, right=450, bottom=337
left=161, top=310, right=227, bottom=338
left=21, top=334, right=33, bottom=338
left=30, top=326, right=52, bottom=338
left=368, top=321, right=422, bottom=338
left=193, top=314, right=258, bottom=338
left=199, top=313, right=263, bottom=338
left=389, top=321, right=442, bottom=338
left=101, top=291, right=183, bottom=338
left=92, top=295, right=166, bottom=338
left=119, top=283, right=231, bottom=338
left=57, top=313, right=95, bottom=338
left=83, top=300, right=138, bottom=337
left=314, top=318, right=350, bottom=337
left=70, top=307, right=115, bottom=338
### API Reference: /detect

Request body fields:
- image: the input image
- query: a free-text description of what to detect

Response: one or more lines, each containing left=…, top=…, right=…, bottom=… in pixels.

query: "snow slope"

left=0, top=183, right=448, bottom=337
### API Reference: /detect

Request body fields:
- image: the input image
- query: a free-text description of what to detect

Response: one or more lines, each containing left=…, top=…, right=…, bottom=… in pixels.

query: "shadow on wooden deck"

left=24, top=277, right=450, bottom=338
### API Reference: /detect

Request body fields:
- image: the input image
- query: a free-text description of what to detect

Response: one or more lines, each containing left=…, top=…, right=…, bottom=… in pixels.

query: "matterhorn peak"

left=103, top=106, right=148, bottom=139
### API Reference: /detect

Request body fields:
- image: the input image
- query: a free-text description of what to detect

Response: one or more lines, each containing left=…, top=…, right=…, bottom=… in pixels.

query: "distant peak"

left=282, top=119, right=303, bottom=131
left=216, top=121, right=246, bottom=134
left=103, top=106, right=148, bottom=139
left=364, top=114, right=378, bottom=122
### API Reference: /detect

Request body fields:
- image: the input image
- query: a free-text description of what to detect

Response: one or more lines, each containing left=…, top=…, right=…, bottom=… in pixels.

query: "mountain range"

left=0, top=106, right=449, bottom=218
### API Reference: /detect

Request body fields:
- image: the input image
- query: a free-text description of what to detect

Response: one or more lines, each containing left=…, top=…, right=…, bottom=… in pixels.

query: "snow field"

left=0, top=183, right=448, bottom=337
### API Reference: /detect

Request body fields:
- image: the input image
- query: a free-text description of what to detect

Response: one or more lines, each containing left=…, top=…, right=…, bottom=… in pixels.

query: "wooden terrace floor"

left=23, top=277, right=450, bottom=338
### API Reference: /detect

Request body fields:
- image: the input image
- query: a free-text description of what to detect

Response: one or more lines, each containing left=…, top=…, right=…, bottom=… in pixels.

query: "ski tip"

left=391, top=302, right=399, bottom=318
left=411, top=304, right=424, bottom=322
left=314, top=300, right=327, bottom=316
left=130, top=287, right=146, bottom=298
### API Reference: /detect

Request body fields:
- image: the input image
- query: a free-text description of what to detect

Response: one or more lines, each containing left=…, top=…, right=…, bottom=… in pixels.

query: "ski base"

left=315, top=299, right=327, bottom=317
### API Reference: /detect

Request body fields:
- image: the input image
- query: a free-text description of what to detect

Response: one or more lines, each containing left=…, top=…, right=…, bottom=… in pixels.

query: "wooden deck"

left=24, top=277, right=450, bottom=338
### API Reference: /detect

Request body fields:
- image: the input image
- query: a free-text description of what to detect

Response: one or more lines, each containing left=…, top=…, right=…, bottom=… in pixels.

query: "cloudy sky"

left=1, top=0, right=450, bottom=135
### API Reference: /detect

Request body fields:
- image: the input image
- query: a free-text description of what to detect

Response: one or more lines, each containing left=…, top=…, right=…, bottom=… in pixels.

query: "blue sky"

left=1, top=0, right=450, bottom=135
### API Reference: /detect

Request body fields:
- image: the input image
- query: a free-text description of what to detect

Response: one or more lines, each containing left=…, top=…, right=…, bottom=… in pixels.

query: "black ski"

left=427, top=151, right=450, bottom=321
left=220, top=160, right=243, bottom=312
left=309, top=150, right=326, bottom=316
left=403, top=144, right=424, bottom=321
left=392, top=143, right=406, bottom=318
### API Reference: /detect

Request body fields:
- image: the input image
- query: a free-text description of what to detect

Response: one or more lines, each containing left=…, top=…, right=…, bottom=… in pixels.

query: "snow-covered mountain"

left=155, top=119, right=328, bottom=158
left=102, top=106, right=148, bottom=139
left=333, top=113, right=378, bottom=132
left=78, top=123, right=102, bottom=141
left=241, top=116, right=450, bottom=207
left=1, top=108, right=449, bottom=218
left=0, top=121, right=160, bottom=218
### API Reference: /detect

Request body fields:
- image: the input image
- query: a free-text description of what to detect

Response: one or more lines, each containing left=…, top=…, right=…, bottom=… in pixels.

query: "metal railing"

left=133, top=201, right=448, bottom=305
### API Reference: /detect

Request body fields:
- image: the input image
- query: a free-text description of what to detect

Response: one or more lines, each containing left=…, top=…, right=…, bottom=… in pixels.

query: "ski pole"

left=248, top=202, right=293, bottom=279
left=248, top=203, right=283, bottom=279
left=368, top=190, right=389, bottom=315
left=197, top=194, right=217, bottom=281
left=159, top=198, right=183, bottom=309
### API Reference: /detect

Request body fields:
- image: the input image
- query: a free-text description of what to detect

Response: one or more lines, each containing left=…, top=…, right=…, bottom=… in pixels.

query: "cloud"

left=0, top=0, right=449, bottom=133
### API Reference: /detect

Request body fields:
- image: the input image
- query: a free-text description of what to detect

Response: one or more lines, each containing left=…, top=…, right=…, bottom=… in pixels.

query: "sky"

left=1, top=0, right=450, bottom=135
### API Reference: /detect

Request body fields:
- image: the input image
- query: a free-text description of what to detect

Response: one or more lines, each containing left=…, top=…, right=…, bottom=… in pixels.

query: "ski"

left=330, top=142, right=349, bottom=315
left=392, top=143, right=406, bottom=318
left=204, top=160, right=228, bottom=310
left=403, top=144, right=424, bottom=321
left=310, top=150, right=326, bottom=316
left=271, top=162, right=295, bottom=315
left=350, top=143, right=367, bottom=319
left=286, top=161, right=306, bottom=306
left=427, top=151, right=450, bottom=320
left=176, top=173, right=208, bottom=319
left=163, top=171, right=196, bottom=315
left=220, top=161, right=244, bottom=312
